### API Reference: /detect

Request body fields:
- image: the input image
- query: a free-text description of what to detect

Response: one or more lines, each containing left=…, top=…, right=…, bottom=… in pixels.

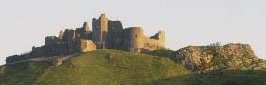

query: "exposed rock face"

left=80, top=39, right=96, bottom=52
left=175, top=43, right=266, bottom=71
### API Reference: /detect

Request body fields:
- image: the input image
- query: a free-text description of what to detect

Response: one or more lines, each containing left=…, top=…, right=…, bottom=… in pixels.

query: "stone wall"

left=121, top=27, right=165, bottom=52
left=106, top=21, right=123, bottom=49
left=143, top=38, right=161, bottom=51
left=6, top=14, right=166, bottom=63
left=80, top=39, right=96, bottom=52
left=62, top=29, right=76, bottom=51
left=92, top=14, right=109, bottom=49
left=75, top=22, right=92, bottom=40
left=91, top=14, right=165, bottom=52
left=143, top=31, right=165, bottom=51
left=45, top=36, right=61, bottom=45
left=122, top=27, right=145, bottom=52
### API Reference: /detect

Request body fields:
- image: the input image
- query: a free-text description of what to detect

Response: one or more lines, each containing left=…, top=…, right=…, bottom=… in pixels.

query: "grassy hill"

left=0, top=49, right=189, bottom=85
left=1, top=49, right=266, bottom=85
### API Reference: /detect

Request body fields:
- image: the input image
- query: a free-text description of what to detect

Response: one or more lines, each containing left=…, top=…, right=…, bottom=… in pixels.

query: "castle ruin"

left=6, top=14, right=165, bottom=63
left=90, top=14, right=165, bottom=52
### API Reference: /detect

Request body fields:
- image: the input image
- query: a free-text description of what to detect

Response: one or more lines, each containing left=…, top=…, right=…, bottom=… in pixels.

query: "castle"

left=90, top=14, right=165, bottom=52
left=6, top=14, right=165, bottom=63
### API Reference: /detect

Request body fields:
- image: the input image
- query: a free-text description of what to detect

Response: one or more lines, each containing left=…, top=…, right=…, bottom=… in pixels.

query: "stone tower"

left=82, top=22, right=90, bottom=32
left=122, top=27, right=145, bottom=52
left=92, top=14, right=109, bottom=48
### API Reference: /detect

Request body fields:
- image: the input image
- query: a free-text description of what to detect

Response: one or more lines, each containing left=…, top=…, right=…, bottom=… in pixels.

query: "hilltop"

left=6, top=14, right=165, bottom=64
left=1, top=49, right=266, bottom=85
left=0, top=49, right=189, bottom=85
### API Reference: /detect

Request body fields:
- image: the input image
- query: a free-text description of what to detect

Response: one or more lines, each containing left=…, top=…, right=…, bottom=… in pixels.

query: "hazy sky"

left=0, top=0, right=265, bottom=65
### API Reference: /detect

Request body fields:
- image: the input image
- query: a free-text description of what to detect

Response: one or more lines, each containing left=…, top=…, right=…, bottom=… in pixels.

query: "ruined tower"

left=92, top=14, right=109, bottom=48
left=106, top=21, right=123, bottom=49
left=82, top=22, right=90, bottom=32
left=122, top=27, right=145, bottom=52
left=6, top=13, right=167, bottom=64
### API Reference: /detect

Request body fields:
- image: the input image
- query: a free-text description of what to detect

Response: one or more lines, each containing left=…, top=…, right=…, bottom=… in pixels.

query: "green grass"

left=185, top=70, right=266, bottom=85
left=0, top=61, right=50, bottom=85
left=0, top=49, right=189, bottom=85
left=1, top=49, right=266, bottom=85
left=148, top=70, right=266, bottom=85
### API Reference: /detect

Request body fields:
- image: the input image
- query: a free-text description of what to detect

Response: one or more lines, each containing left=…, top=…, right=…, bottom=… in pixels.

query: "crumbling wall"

left=143, top=30, right=165, bottom=51
left=6, top=14, right=166, bottom=64
left=75, top=22, right=92, bottom=40
left=80, top=39, right=96, bottom=52
left=143, top=38, right=161, bottom=51
left=45, top=36, right=61, bottom=45
left=106, top=21, right=123, bottom=49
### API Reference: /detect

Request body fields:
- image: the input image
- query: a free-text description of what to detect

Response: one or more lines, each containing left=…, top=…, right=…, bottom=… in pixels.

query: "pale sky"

left=0, top=0, right=265, bottom=65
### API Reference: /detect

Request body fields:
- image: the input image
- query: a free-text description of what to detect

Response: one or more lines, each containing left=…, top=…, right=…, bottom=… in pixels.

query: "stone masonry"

left=6, top=14, right=165, bottom=63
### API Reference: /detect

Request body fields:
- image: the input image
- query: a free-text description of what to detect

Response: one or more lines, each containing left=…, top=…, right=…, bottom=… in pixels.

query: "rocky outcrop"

left=175, top=43, right=266, bottom=71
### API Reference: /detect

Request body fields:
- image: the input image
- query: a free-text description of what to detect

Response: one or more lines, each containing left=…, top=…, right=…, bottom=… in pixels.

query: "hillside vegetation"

left=175, top=43, right=266, bottom=72
left=0, top=49, right=189, bottom=85
left=1, top=49, right=266, bottom=85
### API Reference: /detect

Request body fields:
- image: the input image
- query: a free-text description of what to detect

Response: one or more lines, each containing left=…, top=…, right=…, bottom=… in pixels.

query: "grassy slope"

left=0, top=49, right=189, bottom=85
left=0, top=62, right=50, bottom=85
left=1, top=49, right=266, bottom=85
left=186, top=70, right=266, bottom=85
left=150, top=70, right=266, bottom=85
